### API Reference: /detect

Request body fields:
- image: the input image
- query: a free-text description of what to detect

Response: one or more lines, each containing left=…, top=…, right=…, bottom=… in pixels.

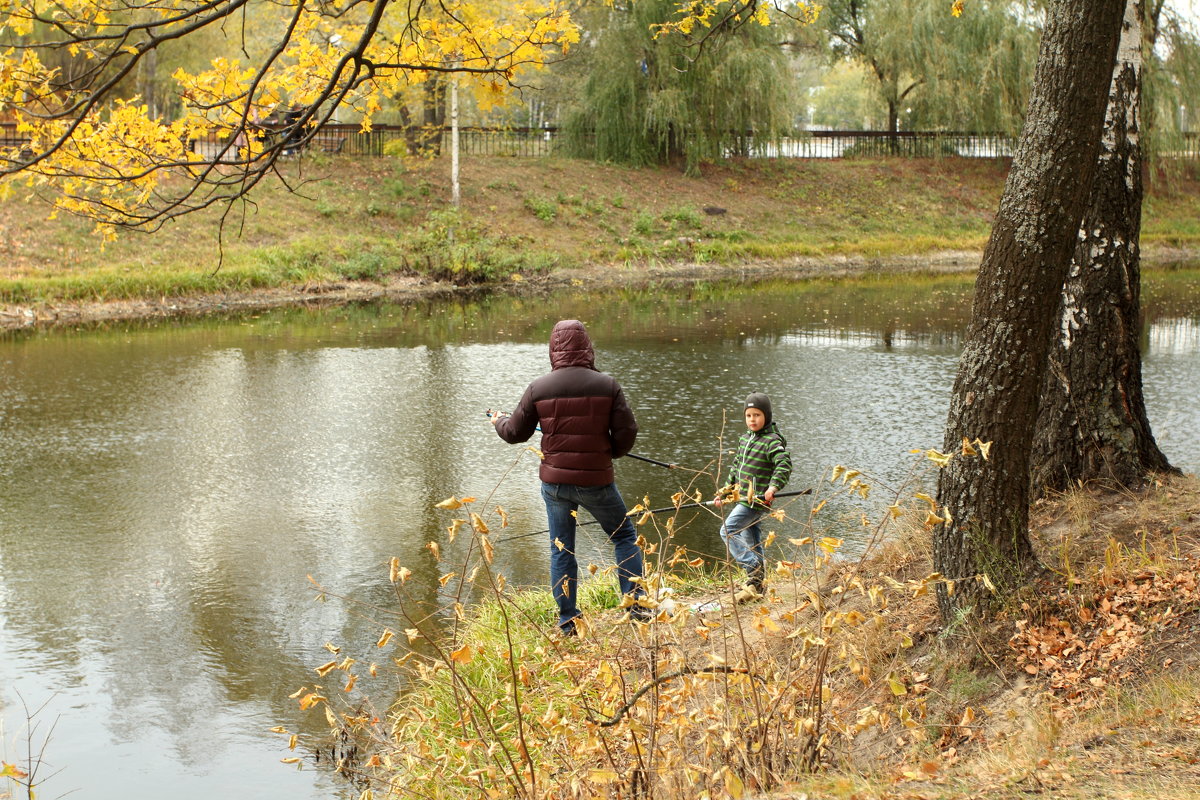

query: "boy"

left=716, top=392, right=792, bottom=602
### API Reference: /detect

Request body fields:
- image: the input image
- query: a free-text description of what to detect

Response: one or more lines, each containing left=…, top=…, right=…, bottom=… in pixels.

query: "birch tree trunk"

left=934, top=0, right=1126, bottom=621
left=1030, top=0, right=1178, bottom=496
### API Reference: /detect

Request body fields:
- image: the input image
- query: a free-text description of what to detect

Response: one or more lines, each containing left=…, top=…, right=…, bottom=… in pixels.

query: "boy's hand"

left=763, top=487, right=777, bottom=505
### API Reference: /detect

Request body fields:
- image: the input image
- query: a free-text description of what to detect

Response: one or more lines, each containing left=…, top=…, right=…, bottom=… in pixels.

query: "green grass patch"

left=3, top=156, right=1198, bottom=308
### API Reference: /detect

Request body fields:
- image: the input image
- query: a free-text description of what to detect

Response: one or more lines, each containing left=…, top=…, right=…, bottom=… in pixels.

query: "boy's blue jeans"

left=719, top=503, right=767, bottom=582
left=541, top=481, right=644, bottom=631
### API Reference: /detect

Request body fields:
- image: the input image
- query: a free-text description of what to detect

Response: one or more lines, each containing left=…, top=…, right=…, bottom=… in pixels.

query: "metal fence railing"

left=746, top=130, right=1019, bottom=159
left=3, top=122, right=1198, bottom=163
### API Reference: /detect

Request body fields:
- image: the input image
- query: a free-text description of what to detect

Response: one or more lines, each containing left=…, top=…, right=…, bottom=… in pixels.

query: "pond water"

left=2, top=271, right=1198, bottom=799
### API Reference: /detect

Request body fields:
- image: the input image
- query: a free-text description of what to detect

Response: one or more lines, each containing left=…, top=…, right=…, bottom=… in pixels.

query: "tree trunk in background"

left=934, top=0, right=1126, bottom=621
left=419, top=79, right=447, bottom=156
left=1031, top=0, right=1178, bottom=497
left=138, top=47, right=159, bottom=120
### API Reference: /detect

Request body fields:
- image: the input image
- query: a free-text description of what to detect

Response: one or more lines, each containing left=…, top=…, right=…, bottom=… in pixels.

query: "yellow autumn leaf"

left=427, top=541, right=441, bottom=561
left=724, top=768, right=745, bottom=799
left=281, top=756, right=301, bottom=764
left=589, top=769, right=619, bottom=784
left=975, top=439, right=992, bottom=460
left=315, top=660, right=338, bottom=677
left=818, top=537, right=843, bottom=554
left=405, top=628, right=421, bottom=643
left=470, top=512, right=490, bottom=534
left=438, top=571, right=457, bottom=587
left=377, top=630, right=394, bottom=648
left=435, top=496, right=464, bottom=510
left=888, top=675, right=908, bottom=696
left=924, top=449, right=953, bottom=467
left=449, top=644, right=473, bottom=664
left=481, top=534, right=495, bottom=564
left=961, top=436, right=977, bottom=456
left=298, top=692, right=325, bottom=710
left=2, top=762, right=29, bottom=779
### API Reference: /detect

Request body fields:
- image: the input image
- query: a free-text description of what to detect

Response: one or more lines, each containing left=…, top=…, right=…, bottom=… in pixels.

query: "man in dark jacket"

left=491, top=319, right=646, bottom=635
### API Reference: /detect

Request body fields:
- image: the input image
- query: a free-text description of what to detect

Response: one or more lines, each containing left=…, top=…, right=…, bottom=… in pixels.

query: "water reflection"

left=1, top=271, right=1198, bottom=799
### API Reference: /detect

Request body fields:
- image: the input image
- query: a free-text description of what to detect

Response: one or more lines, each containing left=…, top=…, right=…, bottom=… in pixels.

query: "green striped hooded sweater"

left=726, top=422, right=792, bottom=510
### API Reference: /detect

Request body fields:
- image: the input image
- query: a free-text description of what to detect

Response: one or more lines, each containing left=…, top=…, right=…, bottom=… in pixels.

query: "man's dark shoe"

left=628, top=605, right=654, bottom=622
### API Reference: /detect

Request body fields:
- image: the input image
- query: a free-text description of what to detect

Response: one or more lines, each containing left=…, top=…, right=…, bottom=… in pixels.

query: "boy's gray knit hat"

left=744, top=392, right=772, bottom=426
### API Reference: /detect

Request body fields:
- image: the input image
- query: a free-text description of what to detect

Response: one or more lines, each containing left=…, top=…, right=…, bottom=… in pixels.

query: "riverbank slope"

left=3, top=156, right=1199, bottom=330
left=319, top=474, right=1200, bottom=800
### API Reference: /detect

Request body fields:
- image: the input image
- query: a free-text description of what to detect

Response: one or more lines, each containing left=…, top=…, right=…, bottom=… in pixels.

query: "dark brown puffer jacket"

left=494, top=320, right=637, bottom=486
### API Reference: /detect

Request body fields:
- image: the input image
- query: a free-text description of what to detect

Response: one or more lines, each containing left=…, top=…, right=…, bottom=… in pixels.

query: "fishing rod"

left=495, top=487, right=813, bottom=544
left=485, top=410, right=680, bottom=470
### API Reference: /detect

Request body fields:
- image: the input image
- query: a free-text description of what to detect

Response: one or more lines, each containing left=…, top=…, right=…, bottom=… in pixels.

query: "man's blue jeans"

left=541, top=481, right=645, bottom=631
left=719, top=502, right=767, bottom=582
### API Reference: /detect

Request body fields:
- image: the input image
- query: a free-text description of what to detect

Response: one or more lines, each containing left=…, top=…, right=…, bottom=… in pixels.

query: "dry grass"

left=294, top=455, right=1200, bottom=800
left=783, top=473, right=1200, bottom=800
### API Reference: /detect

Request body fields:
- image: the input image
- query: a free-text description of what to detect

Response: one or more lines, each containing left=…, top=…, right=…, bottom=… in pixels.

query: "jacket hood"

left=549, top=320, right=596, bottom=370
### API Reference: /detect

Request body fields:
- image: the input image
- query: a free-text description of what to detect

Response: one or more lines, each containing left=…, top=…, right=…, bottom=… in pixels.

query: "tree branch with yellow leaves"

left=0, top=0, right=579, bottom=237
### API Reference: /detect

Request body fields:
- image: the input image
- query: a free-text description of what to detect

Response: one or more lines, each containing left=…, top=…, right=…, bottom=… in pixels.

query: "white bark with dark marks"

left=1031, top=0, right=1177, bottom=496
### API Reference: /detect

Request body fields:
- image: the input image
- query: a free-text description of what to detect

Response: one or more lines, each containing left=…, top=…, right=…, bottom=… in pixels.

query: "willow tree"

left=934, top=0, right=1126, bottom=620
left=561, top=0, right=801, bottom=174
left=0, top=0, right=580, bottom=236
left=817, top=0, right=1040, bottom=134
left=1030, top=0, right=1178, bottom=496
left=1144, top=2, right=1200, bottom=157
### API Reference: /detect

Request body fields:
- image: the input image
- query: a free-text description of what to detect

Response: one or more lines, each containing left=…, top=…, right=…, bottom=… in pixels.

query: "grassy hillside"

left=2, top=155, right=1199, bottom=308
